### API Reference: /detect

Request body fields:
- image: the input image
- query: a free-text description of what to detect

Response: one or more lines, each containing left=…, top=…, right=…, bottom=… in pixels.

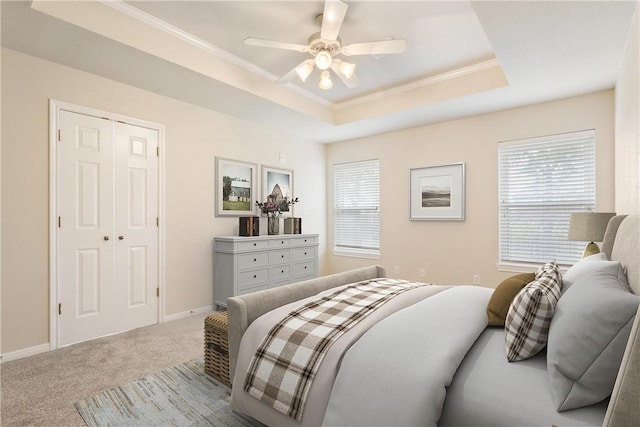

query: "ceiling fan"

left=244, top=0, right=407, bottom=90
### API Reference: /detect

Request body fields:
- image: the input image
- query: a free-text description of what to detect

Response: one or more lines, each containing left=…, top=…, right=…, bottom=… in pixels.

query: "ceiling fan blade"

left=341, top=39, right=407, bottom=56
left=321, top=0, right=348, bottom=42
left=244, top=37, right=309, bottom=52
left=330, top=62, right=360, bottom=88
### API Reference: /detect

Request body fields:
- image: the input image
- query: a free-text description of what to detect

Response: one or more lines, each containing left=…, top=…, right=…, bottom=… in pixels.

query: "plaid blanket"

left=243, top=278, right=427, bottom=421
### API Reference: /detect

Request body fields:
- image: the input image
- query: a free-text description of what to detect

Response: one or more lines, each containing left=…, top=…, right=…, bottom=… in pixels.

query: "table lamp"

left=568, top=212, right=616, bottom=258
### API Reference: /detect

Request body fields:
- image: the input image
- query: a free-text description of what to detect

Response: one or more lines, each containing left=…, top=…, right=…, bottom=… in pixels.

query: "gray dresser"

left=213, top=234, right=319, bottom=308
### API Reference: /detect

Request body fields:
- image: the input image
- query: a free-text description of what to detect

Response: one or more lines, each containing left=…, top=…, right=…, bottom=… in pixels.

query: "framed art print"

left=410, top=162, right=465, bottom=220
left=215, top=157, right=258, bottom=216
left=261, top=165, right=294, bottom=217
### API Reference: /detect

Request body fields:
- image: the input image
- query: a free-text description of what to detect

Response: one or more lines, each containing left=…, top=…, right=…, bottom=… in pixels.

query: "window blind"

left=498, top=130, right=596, bottom=266
left=334, top=160, right=380, bottom=256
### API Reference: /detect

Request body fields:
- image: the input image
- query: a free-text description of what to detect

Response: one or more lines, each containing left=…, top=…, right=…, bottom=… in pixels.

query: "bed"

left=227, top=214, right=639, bottom=426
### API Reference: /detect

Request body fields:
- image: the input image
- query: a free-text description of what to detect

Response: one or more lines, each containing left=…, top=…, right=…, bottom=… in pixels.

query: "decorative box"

left=238, top=216, right=259, bottom=236
left=284, top=217, right=302, bottom=234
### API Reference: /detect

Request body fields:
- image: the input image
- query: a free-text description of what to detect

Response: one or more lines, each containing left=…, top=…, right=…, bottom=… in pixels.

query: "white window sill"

left=497, top=262, right=570, bottom=274
left=333, top=248, right=380, bottom=259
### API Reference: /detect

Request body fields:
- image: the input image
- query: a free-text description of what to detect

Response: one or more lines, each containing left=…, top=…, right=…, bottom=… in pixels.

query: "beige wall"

left=615, top=6, right=640, bottom=215
left=0, top=48, right=327, bottom=354
left=326, top=91, right=616, bottom=287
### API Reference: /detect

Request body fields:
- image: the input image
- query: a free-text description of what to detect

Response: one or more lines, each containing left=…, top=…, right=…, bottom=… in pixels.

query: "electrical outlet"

left=419, top=268, right=426, bottom=278
left=394, top=265, right=400, bottom=275
left=473, top=274, right=480, bottom=285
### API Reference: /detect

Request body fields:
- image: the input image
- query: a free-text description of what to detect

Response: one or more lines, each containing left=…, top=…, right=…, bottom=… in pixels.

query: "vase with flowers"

left=256, top=195, right=299, bottom=235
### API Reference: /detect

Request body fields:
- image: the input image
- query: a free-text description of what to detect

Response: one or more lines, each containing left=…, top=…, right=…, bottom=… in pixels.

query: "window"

left=334, top=160, right=380, bottom=257
left=498, top=130, right=596, bottom=267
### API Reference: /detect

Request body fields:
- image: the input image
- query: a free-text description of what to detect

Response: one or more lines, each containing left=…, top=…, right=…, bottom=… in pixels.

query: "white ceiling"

left=1, top=1, right=637, bottom=143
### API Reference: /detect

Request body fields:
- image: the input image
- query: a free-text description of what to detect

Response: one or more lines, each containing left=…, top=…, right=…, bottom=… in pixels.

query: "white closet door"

left=59, top=111, right=115, bottom=346
left=58, top=111, right=159, bottom=347
left=113, top=122, right=159, bottom=332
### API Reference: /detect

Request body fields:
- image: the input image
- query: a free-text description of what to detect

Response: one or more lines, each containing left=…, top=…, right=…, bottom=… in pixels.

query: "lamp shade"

left=568, top=212, right=616, bottom=242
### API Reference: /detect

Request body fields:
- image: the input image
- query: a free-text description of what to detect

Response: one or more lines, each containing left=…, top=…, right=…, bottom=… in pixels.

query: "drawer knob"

left=304, top=266, right=308, bottom=270
left=281, top=241, right=285, bottom=245
left=253, top=274, right=257, bottom=279
left=253, top=243, right=257, bottom=247
left=281, top=255, right=284, bottom=258
left=304, top=252, right=307, bottom=255
left=281, top=270, right=284, bottom=274
left=253, top=258, right=257, bottom=262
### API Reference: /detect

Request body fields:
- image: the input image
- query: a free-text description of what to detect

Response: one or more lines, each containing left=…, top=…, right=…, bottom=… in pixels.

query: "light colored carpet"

left=1, top=313, right=214, bottom=426
left=75, top=357, right=260, bottom=426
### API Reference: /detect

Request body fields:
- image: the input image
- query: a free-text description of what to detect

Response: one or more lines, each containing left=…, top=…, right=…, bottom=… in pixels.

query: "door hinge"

left=156, top=288, right=160, bottom=297
left=58, top=303, right=62, bottom=315
left=58, top=216, right=61, bottom=228
left=57, top=129, right=61, bottom=142
left=156, top=146, right=160, bottom=157
left=156, top=217, right=159, bottom=227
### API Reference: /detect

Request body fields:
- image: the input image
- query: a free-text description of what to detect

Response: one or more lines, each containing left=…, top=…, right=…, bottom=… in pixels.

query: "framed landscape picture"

left=410, top=162, right=465, bottom=220
left=215, top=157, right=258, bottom=217
left=261, top=165, right=294, bottom=217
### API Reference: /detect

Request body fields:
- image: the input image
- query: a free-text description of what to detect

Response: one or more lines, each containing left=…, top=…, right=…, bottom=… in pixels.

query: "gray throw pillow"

left=561, top=255, right=627, bottom=294
left=547, top=266, right=638, bottom=411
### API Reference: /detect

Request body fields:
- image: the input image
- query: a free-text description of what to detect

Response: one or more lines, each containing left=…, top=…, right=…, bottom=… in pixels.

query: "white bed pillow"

left=504, top=262, right=562, bottom=362
left=547, top=264, right=638, bottom=411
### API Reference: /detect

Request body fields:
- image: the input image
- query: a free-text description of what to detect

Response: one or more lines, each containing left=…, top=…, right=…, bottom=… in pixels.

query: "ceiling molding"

left=100, top=0, right=274, bottom=80
left=335, top=58, right=503, bottom=110
left=99, top=0, right=333, bottom=107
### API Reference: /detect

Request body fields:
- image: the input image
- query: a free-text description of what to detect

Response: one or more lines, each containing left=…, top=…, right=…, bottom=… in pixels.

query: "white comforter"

left=323, top=285, right=492, bottom=426
left=231, top=284, right=492, bottom=427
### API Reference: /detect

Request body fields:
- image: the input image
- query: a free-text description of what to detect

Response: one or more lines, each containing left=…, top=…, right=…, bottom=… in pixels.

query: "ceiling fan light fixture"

left=315, top=50, right=333, bottom=70
left=319, top=70, right=333, bottom=89
left=338, top=60, right=356, bottom=79
left=295, top=61, right=314, bottom=82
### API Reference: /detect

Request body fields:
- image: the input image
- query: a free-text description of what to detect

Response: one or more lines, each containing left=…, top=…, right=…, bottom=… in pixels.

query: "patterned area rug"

left=75, top=357, right=263, bottom=426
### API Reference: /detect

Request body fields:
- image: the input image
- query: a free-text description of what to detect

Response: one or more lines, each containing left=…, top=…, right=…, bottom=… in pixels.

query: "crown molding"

left=335, top=58, right=502, bottom=110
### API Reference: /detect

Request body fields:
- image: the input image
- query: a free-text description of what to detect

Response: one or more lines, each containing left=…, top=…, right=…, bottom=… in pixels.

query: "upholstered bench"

left=204, top=311, right=231, bottom=387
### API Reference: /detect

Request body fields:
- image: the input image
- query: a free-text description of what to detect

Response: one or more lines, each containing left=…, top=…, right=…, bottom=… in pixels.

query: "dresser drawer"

left=269, top=238, right=290, bottom=248
left=238, top=283, right=269, bottom=296
left=290, top=236, right=318, bottom=246
left=291, top=247, right=315, bottom=262
left=271, top=279, right=290, bottom=288
left=237, top=240, right=270, bottom=251
left=269, top=250, right=290, bottom=265
left=291, top=261, right=315, bottom=277
left=238, top=268, right=269, bottom=289
left=270, top=264, right=290, bottom=281
left=238, top=252, right=269, bottom=270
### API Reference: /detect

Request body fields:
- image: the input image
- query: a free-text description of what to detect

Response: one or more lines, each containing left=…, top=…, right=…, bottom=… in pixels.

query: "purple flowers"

left=256, top=194, right=299, bottom=217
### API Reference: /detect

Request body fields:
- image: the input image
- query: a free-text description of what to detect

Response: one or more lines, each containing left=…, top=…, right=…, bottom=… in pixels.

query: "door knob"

left=104, top=236, right=110, bottom=241
left=118, top=236, right=124, bottom=240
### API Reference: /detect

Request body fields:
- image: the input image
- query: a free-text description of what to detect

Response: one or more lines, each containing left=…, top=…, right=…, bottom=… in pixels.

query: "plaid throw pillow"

left=505, top=262, right=562, bottom=362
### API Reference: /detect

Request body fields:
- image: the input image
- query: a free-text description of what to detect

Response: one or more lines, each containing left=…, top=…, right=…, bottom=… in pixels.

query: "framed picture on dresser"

left=215, top=157, right=258, bottom=217
left=262, top=165, right=294, bottom=217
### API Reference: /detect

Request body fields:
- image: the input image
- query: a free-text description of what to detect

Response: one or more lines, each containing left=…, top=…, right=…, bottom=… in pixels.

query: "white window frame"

left=498, top=130, right=596, bottom=270
left=333, top=159, right=380, bottom=258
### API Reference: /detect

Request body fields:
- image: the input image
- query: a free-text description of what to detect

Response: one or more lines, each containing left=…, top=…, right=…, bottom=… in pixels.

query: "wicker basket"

left=204, top=311, right=231, bottom=387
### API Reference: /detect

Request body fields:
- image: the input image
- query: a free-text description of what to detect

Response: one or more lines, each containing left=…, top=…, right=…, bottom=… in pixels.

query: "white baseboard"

left=162, top=305, right=216, bottom=323
left=1, top=343, right=51, bottom=363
